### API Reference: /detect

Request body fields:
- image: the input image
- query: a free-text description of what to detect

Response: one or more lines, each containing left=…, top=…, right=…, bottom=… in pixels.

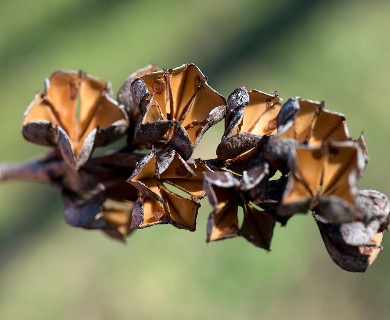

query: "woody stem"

left=0, top=159, right=66, bottom=183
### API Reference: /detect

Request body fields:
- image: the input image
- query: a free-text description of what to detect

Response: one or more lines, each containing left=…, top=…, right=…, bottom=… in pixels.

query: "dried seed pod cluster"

left=1, top=63, right=388, bottom=272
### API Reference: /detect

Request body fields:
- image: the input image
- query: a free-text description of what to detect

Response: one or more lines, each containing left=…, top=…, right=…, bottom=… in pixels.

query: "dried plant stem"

left=0, top=159, right=66, bottom=183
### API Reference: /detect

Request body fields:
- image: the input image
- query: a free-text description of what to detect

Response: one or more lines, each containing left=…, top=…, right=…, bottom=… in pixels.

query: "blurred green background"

left=1, top=0, right=390, bottom=319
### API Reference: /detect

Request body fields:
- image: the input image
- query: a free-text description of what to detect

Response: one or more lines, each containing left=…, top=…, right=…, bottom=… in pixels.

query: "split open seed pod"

left=279, top=141, right=365, bottom=223
left=217, top=87, right=281, bottom=160
left=130, top=63, right=226, bottom=160
left=128, top=148, right=210, bottom=231
left=204, top=167, right=275, bottom=250
left=23, top=70, right=129, bottom=169
left=316, top=189, right=389, bottom=272
left=277, top=97, right=349, bottom=144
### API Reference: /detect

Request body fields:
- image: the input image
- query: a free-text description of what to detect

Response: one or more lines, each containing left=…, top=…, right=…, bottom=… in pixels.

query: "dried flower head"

left=129, top=148, right=210, bottom=231
left=217, top=87, right=281, bottom=161
left=204, top=166, right=275, bottom=250
left=130, top=63, right=226, bottom=159
left=276, top=97, right=349, bottom=144
left=279, top=141, right=365, bottom=223
left=23, top=70, right=128, bottom=169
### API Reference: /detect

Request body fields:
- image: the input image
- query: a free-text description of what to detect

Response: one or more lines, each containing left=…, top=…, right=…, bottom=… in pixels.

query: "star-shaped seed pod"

left=216, top=87, right=281, bottom=161
left=128, top=148, right=210, bottom=231
left=204, top=166, right=275, bottom=250
left=264, top=98, right=352, bottom=173
left=130, top=63, right=226, bottom=160
left=278, top=141, right=365, bottom=223
left=316, top=189, right=390, bottom=272
left=276, top=97, right=350, bottom=144
left=23, top=70, right=129, bottom=169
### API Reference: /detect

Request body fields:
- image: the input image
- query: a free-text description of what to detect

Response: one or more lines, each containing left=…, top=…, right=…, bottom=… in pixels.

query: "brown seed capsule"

left=130, top=64, right=226, bottom=160
left=23, top=71, right=129, bottom=169
left=217, top=88, right=281, bottom=161
left=204, top=166, right=275, bottom=250
left=316, top=193, right=388, bottom=274
left=128, top=148, right=210, bottom=231
left=276, top=97, right=349, bottom=145
left=279, top=141, right=365, bottom=223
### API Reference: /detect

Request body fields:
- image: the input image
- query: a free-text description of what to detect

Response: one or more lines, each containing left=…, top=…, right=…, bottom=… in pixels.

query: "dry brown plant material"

left=0, top=63, right=388, bottom=272
left=23, top=70, right=128, bottom=169
left=130, top=63, right=226, bottom=159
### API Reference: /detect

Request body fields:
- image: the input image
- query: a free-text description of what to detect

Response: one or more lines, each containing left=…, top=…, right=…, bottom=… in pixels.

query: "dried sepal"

left=131, top=197, right=167, bottom=228
left=265, top=99, right=351, bottom=174
left=130, top=64, right=226, bottom=159
left=204, top=171, right=241, bottom=212
left=279, top=142, right=364, bottom=223
left=356, top=133, right=368, bottom=174
left=62, top=186, right=106, bottom=229
left=308, top=108, right=349, bottom=145
left=240, top=204, right=275, bottom=250
left=23, top=71, right=128, bottom=169
left=160, top=186, right=200, bottom=231
left=207, top=202, right=239, bottom=241
left=117, top=64, right=160, bottom=116
left=128, top=150, right=162, bottom=201
left=117, top=64, right=161, bottom=146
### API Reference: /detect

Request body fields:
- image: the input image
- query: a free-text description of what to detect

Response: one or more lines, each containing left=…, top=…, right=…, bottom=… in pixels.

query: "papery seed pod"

left=204, top=166, right=276, bottom=250
left=264, top=98, right=351, bottom=174
left=316, top=189, right=389, bottom=272
left=128, top=148, right=210, bottom=231
left=276, top=97, right=350, bottom=144
left=276, top=97, right=322, bottom=140
left=317, top=219, right=384, bottom=272
left=279, top=141, right=365, bottom=223
left=130, top=64, right=226, bottom=159
left=23, top=71, right=129, bottom=169
left=217, top=88, right=281, bottom=161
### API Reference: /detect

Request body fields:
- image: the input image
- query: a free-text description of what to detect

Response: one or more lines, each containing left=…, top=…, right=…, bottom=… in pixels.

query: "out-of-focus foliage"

left=1, top=0, right=390, bottom=319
